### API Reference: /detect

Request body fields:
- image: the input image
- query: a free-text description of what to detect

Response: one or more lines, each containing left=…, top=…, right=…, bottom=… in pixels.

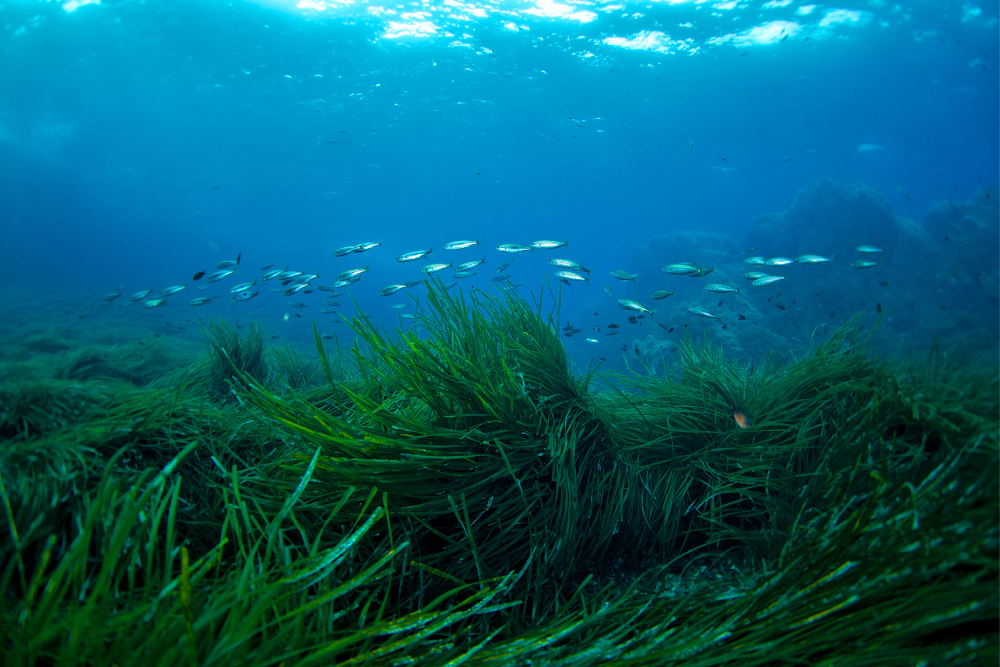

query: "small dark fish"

left=606, top=331, right=618, bottom=336
left=594, top=312, right=599, bottom=316
left=738, top=314, right=746, bottom=320
left=668, top=327, right=675, bottom=333
left=192, top=270, right=206, bottom=281
left=741, top=247, right=757, bottom=254
left=621, top=343, right=628, bottom=352
left=717, top=300, right=724, bottom=307
left=236, top=251, right=241, bottom=265
left=599, top=357, right=606, bottom=362
left=767, top=296, right=773, bottom=303
left=564, top=332, right=574, bottom=338
left=563, top=322, right=574, bottom=331
left=722, top=324, right=728, bottom=329
left=633, top=345, right=640, bottom=357
left=260, top=263, right=274, bottom=271
left=637, top=314, right=646, bottom=320
left=876, top=302, right=882, bottom=314
left=716, top=154, right=727, bottom=162
left=776, top=304, right=786, bottom=311
left=879, top=281, right=890, bottom=287
left=607, top=323, right=619, bottom=329
left=776, top=292, right=782, bottom=298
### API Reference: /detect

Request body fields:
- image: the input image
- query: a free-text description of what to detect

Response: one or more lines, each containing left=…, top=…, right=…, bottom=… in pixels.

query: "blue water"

left=2, top=0, right=997, bottom=363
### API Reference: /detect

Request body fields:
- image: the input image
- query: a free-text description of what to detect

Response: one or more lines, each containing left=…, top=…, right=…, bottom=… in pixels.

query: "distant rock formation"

left=615, top=178, right=999, bottom=366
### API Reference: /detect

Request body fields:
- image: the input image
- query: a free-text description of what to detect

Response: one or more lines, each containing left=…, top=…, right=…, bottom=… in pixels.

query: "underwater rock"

left=742, top=178, right=900, bottom=260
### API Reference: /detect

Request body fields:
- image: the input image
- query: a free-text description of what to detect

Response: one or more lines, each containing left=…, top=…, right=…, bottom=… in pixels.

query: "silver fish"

left=662, top=264, right=699, bottom=275
left=688, top=306, right=720, bottom=319
left=232, top=291, right=258, bottom=302
left=314, top=285, right=333, bottom=292
left=321, top=308, right=337, bottom=314
left=325, top=300, right=341, bottom=307
left=856, top=245, right=884, bottom=253
left=397, top=247, right=433, bottom=262
left=456, top=257, right=486, bottom=271
left=284, top=284, right=308, bottom=296
left=337, top=267, right=368, bottom=281
left=142, top=299, right=167, bottom=309
left=852, top=260, right=881, bottom=269
left=261, top=270, right=283, bottom=281
left=333, top=245, right=361, bottom=256
left=128, top=289, right=152, bottom=302
left=379, top=284, right=406, bottom=296
left=215, top=260, right=238, bottom=269
left=400, top=313, right=416, bottom=319
left=103, top=292, right=122, bottom=302
left=549, top=259, right=589, bottom=273
left=188, top=297, right=217, bottom=306
left=442, top=281, right=458, bottom=290
left=404, top=280, right=424, bottom=288
left=420, top=263, right=453, bottom=274
left=744, top=257, right=768, bottom=266
left=496, top=259, right=515, bottom=273
left=743, top=272, right=771, bottom=280
left=704, top=284, right=739, bottom=293
left=796, top=255, right=831, bottom=264
left=555, top=270, right=589, bottom=283
left=259, top=264, right=274, bottom=271
left=497, top=243, right=533, bottom=253
left=292, top=274, right=320, bottom=284
left=229, top=281, right=257, bottom=293
left=651, top=290, right=675, bottom=299
left=159, top=285, right=187, bottom=297
left=752, top=276, right=786, bottom=287
left=289, top=301, right=308, bottom=309
left=277, top=271, right=302, bottom=280
left=333, top=279, right=357, bottom=288
left=355, top=241, right=381, bottom=252
left=205, top=269, right=237, bottom=283
left=618, top=299, right=654, bottom=316
left=454, top=270, right=477, bottom=279
left=530, top=239, right=569, bottom=249
left=765, top=257, right=795, bottom=266
left=444, top=239, right=480, bottom=250
left=611, top=271, right=640, bottom=283
left=390, top=304, right=409, bottom=309
left=492, top=274, right=511, bottom=282
left=604, top=285, right=612, bottom=296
